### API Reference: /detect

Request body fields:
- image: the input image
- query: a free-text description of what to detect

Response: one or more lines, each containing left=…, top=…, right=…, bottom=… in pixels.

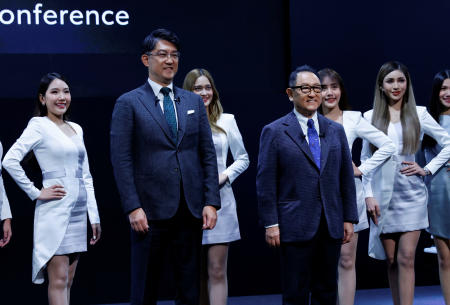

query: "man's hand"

left=366, top=197, right=380, bottom=225
left=265, top=226, right=280, bottom=247
left=0, top=218, right=12, bottom=248
left=342, top=222, right=354, bottom=244
left=128, top=208, right=149, bottom=234
left=202, top=206, right=217, bottom=230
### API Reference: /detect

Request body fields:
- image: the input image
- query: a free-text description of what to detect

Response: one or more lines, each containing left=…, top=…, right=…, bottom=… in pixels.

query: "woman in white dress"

left=183, top=69, right=249, bottom=305
left=318, top=68, right=396, bottom=305
left=3, top=72, right=101, bottom=305
left=422, top=69, right=450, bottom=305
left=362, top=62, right=450, bottom=305
left=0, top=141, right=12, bottom=248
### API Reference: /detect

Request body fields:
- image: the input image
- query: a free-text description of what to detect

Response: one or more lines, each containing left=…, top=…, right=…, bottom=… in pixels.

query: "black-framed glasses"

left=290, top=85, right=322, bottom=94
left=147, top=51, right=181, bottom=60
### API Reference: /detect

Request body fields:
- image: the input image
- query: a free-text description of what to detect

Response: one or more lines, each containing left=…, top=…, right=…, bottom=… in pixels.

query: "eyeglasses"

left=290, top=85, right=322, bottom=94
left=147, top=51, right=180, bottom=60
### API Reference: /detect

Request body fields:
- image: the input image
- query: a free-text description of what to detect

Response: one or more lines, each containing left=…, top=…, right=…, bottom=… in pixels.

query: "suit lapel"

left=283, top=112, right=319, bottom=171
left=318, top=114, right=331, bottom=174
left=174, top=87, right=187, bottom=146
left=137, top=82, right=175, bottom=144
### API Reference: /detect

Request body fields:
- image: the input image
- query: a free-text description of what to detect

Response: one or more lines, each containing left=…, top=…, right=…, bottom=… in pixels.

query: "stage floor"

left=100, top=285, right=445, bottom=305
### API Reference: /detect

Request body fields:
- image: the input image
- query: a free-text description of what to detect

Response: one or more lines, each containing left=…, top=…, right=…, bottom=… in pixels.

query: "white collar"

left=147, top=78, right=173, bottom=97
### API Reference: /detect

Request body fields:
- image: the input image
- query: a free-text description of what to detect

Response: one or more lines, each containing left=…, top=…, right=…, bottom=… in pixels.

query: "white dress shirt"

left=293, top=108, right=320, bottom=144
left=147, top=78, right=178, bottom=126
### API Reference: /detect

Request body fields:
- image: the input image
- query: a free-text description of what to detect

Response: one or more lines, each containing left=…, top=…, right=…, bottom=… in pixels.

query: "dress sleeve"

left=360, top=113, right=375, bottom=199
left=356, top=114, right=396, bottom=175
left=3, top=118, right=42, bottom=200
left=223, top=115, right=250, bottom=184
left=0, top=143, right=12, bottom=220
left=420, top=109, right=450, bottom=174
left=78, top=126, right=100, bottom=224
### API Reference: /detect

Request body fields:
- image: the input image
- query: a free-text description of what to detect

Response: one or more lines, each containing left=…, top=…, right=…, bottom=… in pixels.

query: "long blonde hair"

left=371, top=61, right=420, bottom=154
left=183, top=68, right=226, bottom=134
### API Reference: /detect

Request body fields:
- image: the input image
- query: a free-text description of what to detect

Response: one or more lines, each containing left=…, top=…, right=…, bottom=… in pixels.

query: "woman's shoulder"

left=343, top=110, right=362, bottom=121
left=67, top=121, right=83, bottom=134
left=217, top=113, right=235, bottom=126
left=362, top=109, right=374, bottom=119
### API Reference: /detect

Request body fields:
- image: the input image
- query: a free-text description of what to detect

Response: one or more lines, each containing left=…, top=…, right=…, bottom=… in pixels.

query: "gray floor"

left=99, top=285, right=445, bottom=305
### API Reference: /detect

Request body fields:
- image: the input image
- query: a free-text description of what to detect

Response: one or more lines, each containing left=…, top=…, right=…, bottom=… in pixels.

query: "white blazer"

left=342, top=111, right=396, bottom=175
left=216, top=113, right=249, bottom=183
left=0, top=142, right=12, bottom=221
left=3, top=117, right=100, bottom=283
left=361, top=106, right=450, bottom=259
left=342, top=111, right=396, bottom=232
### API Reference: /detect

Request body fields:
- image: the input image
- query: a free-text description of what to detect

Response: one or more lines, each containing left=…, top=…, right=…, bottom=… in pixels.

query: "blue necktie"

left=307, top=119, right=320, bottom=169
left=160, top=87, right=178, bottom=142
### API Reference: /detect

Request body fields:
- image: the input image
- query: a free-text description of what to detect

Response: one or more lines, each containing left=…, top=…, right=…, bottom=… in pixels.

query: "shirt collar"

left=293, top=107, right=318, bottom=127
left=147, top=78, right=173, bottom=97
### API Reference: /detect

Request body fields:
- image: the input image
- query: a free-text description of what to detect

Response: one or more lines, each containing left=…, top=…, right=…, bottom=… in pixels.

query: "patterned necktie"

left=160, top=87, right=178, bottom=142
left=307, top=119, right=320, bottom=169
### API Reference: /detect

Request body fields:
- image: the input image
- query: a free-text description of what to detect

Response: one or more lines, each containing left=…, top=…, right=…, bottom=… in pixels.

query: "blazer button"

left=174, top=168, right=179, bottom=172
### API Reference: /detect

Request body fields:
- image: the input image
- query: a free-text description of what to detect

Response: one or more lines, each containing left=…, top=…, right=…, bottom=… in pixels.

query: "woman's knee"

left=339, top=253, right=355, bottom=270
left=397, top=251, right=415, bottom=269
left=208, top=262, right=226, bottom=282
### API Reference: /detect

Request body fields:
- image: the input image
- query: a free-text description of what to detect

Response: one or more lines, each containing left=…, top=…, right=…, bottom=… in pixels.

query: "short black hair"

left=141, top=28, right=181, bottom=54
left=288, top=65, right=318, bottom=87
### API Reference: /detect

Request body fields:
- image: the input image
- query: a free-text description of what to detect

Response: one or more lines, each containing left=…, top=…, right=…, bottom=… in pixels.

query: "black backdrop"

left=0, top=1, right=448, bottom=304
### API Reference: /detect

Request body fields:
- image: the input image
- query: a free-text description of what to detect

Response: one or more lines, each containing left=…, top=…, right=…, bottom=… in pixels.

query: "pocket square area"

left=187, top=110, right=195, bottom=114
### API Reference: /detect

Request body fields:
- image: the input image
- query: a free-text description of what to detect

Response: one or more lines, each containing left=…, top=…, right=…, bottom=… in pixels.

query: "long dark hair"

left=422, top=69, right=450, bottom=148
left=371, top=61, right=420, bottom=154
left=317, top=68, right=351, bottom=111
left=35, top=72, right=70, bottom=120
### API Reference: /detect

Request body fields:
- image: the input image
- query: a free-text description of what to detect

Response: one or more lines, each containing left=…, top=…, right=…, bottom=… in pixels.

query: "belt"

left=42, top=169, right=82, bottom=180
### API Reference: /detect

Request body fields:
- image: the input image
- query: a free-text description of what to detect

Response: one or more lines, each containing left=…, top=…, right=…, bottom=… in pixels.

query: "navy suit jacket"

left=110, top=81, right=220, bottom=220
left=256, top=111, right=358, bottom=242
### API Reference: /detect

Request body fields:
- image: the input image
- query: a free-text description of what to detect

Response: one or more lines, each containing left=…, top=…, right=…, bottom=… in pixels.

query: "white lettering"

left=86, top=10, right=99, bottom=25
left=59, top=10, right=68, bottom=25
left=0, top=9, right=14, bottom=25
left=17, top=10, right=31, bottom=25
left=33, top=3, right=42, bottom=25
left=43, top=10, right=57, bottom=25
left=69, top=10, right=83, bottom=25
left=101, top=10, right=114, bottom=25
left=0, top=4, right=130, bottom=26
left=115, top=11, right=129, bottom=26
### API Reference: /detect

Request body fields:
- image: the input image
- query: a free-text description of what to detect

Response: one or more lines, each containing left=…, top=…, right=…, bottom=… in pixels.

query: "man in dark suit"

left=110, top=29, right=220, bottom=305
left=256, top=65, right=358, bottom=305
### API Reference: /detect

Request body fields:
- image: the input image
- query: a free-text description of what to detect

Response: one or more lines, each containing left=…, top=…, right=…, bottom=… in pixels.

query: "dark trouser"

left=130, top=198, right=203, bottom=305
left=280, top=215, right=342, bottom=305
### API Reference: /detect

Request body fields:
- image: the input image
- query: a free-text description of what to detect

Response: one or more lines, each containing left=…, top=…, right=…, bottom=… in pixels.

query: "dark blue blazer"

left=110, top=82, right=220, bottom=219
left=256, top=111, right=358, bottom=242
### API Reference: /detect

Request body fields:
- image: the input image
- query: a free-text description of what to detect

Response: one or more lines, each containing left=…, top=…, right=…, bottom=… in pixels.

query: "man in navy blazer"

left=256, top=65, right=358, bottom=305
left=110, top=29, right=220, bottom=305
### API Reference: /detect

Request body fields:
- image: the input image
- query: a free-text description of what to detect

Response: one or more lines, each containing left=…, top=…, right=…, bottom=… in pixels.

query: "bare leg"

left=337, top=232, right=358, bottom=305
left=396, top=231, right=420, bottom=305
left=435, top=236, right=450, bottom=305
left=66, top=254, right=80, bottom=305
left=200, top=247, right=210, bottom=305
left=207, top=244, right=229, bottom=305
left=47, top=255, right=70, bottom=305
left=382, top=235, right=400, bottom=305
